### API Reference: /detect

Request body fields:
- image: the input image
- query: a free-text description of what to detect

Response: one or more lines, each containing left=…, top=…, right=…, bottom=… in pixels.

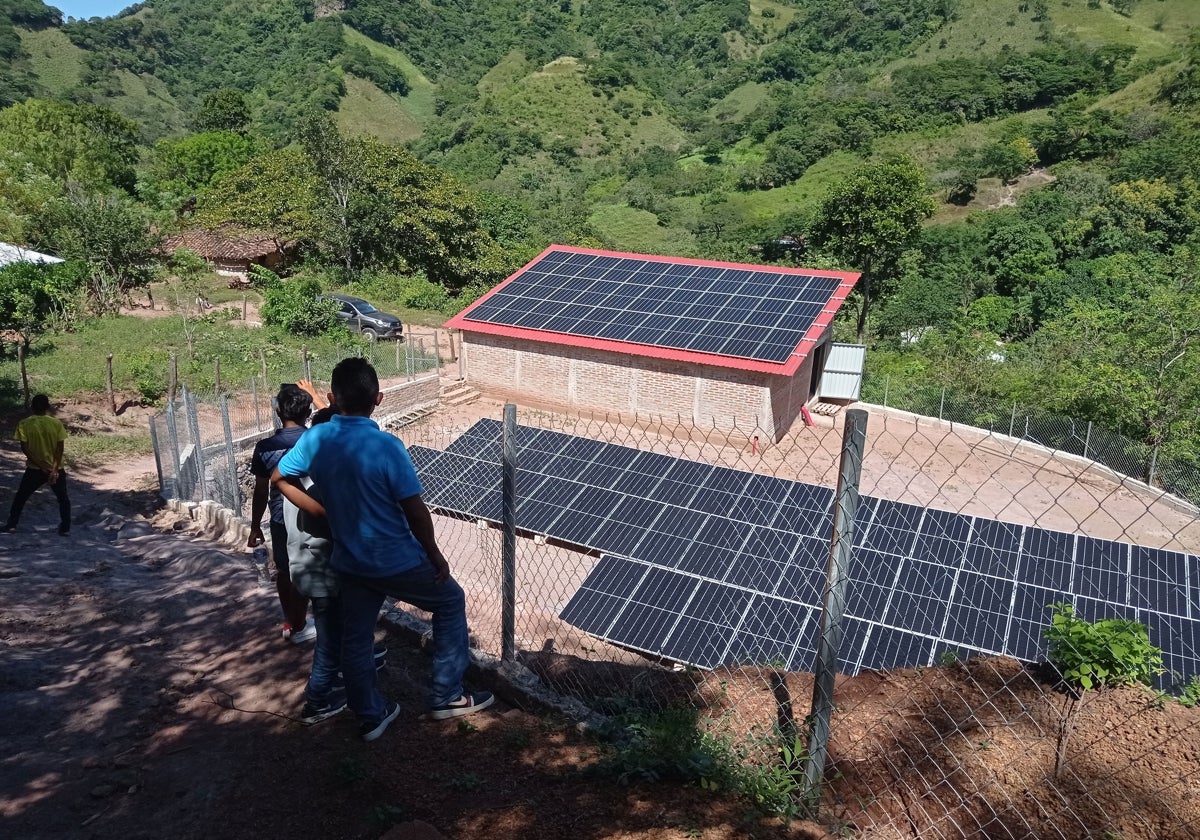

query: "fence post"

left=252, top=378, right=261, bottom=432
left=1024, top=416, right=1030, bottom=440
left=183, top=384, right=209, bottom=502
left=106, top=354, right=116, bottom=414
left=434, top=329, right=442, bottom=379
left=164, top=399, right=184, bottom=500
left=302, top=345, right=311, bottom=382
left=395, top=336, right=401, bottom=373
left=168, top=353, right=178, bottom=405
left=939, top=386, right=946, bottom=420
left=1083, top=421, right=1092, bottom=460
left=1009, top=402, right=1017, bottom=438
left=259, top=349, right=268, bottom=388
left=805, top=408, right=869, bottom=811
left=501, top=403, right=518, bottom=662
left=214, top=358, right=221, bottom=394
left=148, top=414, right=165, bottom=496
left=882, top=374, right=889, bottom=408
left=220, top=394, right=241, bottom=514
left=242, top=294, right=247, bottom=322
left=1148, top=445, right=1159, bottom=487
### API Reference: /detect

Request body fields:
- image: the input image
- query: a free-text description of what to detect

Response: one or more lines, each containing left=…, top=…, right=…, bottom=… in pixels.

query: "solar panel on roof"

left=452, top=246, right=852, bottom=365
left=413, top=419, right=1200, bottom=689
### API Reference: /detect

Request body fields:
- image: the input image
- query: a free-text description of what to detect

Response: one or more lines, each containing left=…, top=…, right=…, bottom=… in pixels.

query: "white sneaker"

left=285, top=618, right=317, bottom=644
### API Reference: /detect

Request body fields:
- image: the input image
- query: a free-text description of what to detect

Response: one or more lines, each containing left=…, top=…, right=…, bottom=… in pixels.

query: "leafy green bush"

left=260, top=277, right=341, bottom=336
left=125, top=349, right=169, bottom=403
left=1045, top=603, right=1164, bottom=691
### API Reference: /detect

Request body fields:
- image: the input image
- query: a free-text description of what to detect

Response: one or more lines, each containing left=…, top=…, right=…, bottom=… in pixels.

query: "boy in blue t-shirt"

left=272, top=358, right=493, bottom=741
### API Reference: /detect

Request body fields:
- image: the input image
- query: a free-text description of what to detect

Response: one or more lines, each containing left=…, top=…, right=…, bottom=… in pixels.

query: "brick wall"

left=462, top=333, right=824, bottom=440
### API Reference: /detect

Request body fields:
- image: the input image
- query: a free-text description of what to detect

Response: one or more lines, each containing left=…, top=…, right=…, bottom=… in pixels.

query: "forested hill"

left=2, top=0, right=1200, bottom=474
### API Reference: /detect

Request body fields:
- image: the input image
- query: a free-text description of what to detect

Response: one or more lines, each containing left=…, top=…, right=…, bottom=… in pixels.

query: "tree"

left=808, top=156, right=935, bottom=342
left=194, top=88, right=251, bottom=134
left=0, top=260, right=87, bottom=351
left=259, top=275, right=341, bottom=336
left=1032, top=257, right=1200, bottom=465
left=44, top=188, right=162, bottom=316
left=196, top=147, right=323, bottom=246
left=0, top=99, right=139, bottom=192
left=143, top=130, right=264, bottom=206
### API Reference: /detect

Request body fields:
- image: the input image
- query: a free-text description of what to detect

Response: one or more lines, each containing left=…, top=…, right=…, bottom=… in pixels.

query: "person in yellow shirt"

left=4, top=394, right=71, bottom=535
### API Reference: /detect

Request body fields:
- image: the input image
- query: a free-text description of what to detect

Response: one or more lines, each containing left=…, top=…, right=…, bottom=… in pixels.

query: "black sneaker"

left=300, top=690, right=347, bottom=726
left=360, top=701, right=400, bottom=742
left=428, top=691, right=494, bottom=721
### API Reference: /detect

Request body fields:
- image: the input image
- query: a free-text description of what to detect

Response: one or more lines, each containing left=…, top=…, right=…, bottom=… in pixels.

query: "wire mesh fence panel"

left=143, top=364, right=1200, bottom=837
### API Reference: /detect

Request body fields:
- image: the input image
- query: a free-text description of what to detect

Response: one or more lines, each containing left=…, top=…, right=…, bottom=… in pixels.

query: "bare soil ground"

left=3, top=398, right=1198, bottom=840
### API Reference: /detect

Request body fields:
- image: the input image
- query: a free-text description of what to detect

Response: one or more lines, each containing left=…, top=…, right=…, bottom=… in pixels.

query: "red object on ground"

left=800, top=405, right=814, bottom=427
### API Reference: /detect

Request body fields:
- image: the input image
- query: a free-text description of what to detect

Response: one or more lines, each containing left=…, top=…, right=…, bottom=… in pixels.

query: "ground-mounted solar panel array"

left=453, top=247, right=852, bottom=365
left=409, top=419, right=1200, bottom=688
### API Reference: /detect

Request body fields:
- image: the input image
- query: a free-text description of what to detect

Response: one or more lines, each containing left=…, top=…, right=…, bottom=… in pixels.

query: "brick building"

left=446, top=246, right=858, bottom=441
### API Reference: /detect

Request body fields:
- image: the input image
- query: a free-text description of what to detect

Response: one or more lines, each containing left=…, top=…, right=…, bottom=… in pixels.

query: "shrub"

left=260, top=277, right=340, bottom=336
left=1045, top=603, right=1164, bottom=691
left=126, top=349, right=169, bottom=402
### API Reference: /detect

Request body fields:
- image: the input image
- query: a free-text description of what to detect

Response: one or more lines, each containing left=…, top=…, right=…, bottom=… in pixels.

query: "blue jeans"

left=340, top=565, right=469, bottom=725
left=306, top=595, right=341, bottom=704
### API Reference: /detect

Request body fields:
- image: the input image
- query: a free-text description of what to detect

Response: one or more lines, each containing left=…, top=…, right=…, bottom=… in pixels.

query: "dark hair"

left=331, top=357, right=379, bottom=414
left=310, top=405, right=338, bottom=426
left=31, top=394, right=50, bottom=412
left=276, top=385, right=312, bottom=424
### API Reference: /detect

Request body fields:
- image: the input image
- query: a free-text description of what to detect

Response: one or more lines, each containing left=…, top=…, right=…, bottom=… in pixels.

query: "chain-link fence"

left=152, top=368, right=1200, bottom=838
left=863, top=372, right=1200, bottom=507
left=393, top=401, right=1200, bottom=839
left=150, top=331, right=444, bottom=518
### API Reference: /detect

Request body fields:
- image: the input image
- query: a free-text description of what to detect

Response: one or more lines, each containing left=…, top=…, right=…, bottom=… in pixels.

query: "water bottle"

left=252, top=545, right=270, bottom=587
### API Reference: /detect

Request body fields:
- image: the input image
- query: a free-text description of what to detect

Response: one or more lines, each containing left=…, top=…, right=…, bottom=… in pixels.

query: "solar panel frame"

left=446, top=245, right=859, bottom=371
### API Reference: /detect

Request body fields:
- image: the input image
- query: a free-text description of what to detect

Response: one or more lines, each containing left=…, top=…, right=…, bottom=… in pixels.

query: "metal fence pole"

left=1149, top=444, right=1159, bottom=487
left=148, top=414, right=165, bottom=496
left=252, top=378, right=261, bottom=432
left=165, top=399, right=184, bottom=500
left=434, top=329, right=442, bottom=379
left=501, top=403, right=518, bottom=662
left=882, top=374, right=889, bottom=408
left=220, top=394, right=241, bottom=513
left=939, top=386, right=946, bottom=421
left=1084, top=421, right=1092, bottom=460
left=183, top=385, right=209, bottom=502
left=395, top=337, right=402, bottom=374
left=805, top=408, right=869, bottom=810
left=1009, top=402, right=1017, bottom=438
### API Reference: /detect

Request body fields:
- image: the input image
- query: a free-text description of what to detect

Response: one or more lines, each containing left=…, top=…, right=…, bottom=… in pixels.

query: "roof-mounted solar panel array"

left=447, top=246, right=859, bottom=371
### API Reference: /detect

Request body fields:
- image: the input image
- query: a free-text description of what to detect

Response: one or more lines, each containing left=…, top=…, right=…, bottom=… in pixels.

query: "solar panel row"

left=459, top=247, right=846, bottom=364
left=408, top=419, right=1200, bottom=685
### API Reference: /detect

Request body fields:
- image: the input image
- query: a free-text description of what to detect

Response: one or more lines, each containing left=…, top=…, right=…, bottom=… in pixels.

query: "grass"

left=726, top=150, right=863, bottom=222
left=588, top=205, right=696, bottom=255
left=336, top=75, right=425, bottom=145
left=67, top=430, right=155, bottom=467
left=707, top=81, right=769, bottom=123
left=477, top=48, right=530, bottom=95
left=18, top=28, right=86, bottom=95
left=342, top=26, right=438, bottom=129
left=886, top=0, right=1189, bottom=76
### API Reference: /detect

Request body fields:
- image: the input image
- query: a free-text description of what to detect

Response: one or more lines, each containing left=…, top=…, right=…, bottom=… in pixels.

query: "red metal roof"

left=445, top=245, right=860, bottom=376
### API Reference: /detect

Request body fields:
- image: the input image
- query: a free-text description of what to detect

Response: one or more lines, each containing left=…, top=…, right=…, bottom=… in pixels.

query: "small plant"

left=1176, top=676, right=1200, bottom=708
left=937, top=649, right=962, bottom=666
left=501, top=727, right=531, bottom=751
left=456, top=719, right=478, bottom=735
left=1044, top=602, right=1164, bottom=691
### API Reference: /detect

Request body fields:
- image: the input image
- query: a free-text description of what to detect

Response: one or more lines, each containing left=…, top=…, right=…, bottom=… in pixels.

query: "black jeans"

left=5, top=468, right=70, bottom=532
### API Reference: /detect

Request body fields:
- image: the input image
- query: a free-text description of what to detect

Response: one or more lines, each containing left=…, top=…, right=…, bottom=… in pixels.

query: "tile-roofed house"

left=161, top=228, right=292, bottom=278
